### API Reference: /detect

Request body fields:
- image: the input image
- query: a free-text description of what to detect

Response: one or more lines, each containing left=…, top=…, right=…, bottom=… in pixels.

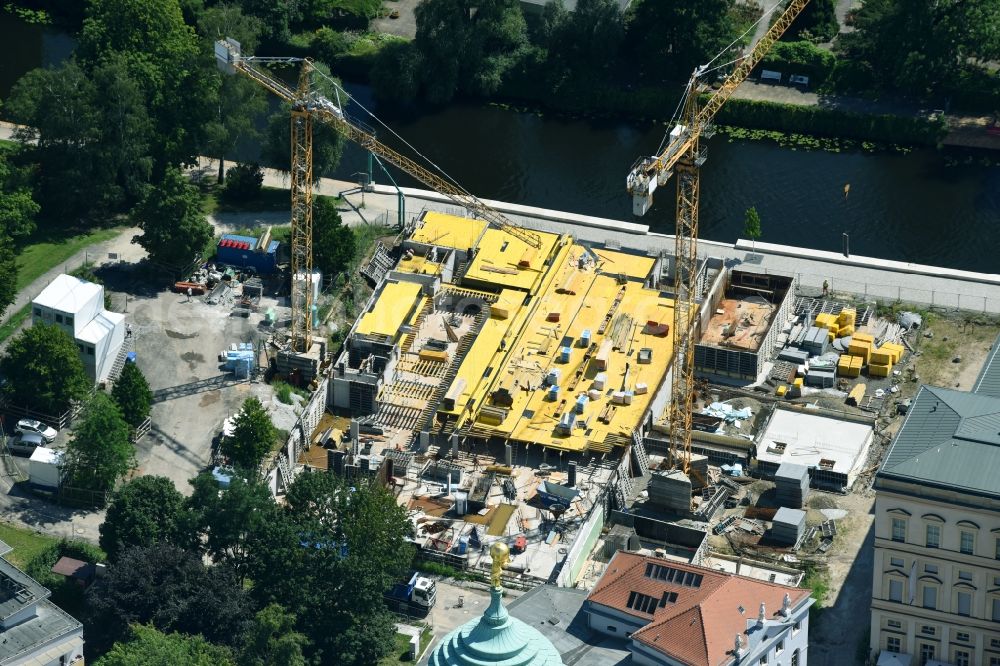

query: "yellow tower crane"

left=625, top=0, right=810, bottom=474
left=215, top=39, right=542, bottom=353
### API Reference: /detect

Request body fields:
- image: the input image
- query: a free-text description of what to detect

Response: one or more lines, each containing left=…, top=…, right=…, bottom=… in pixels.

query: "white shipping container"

left=29, top=447, right=63, bottom=489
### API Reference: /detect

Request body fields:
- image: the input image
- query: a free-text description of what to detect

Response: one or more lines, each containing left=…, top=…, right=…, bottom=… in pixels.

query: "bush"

left=222, top=163, right=264, bottom=202
left=312, top=27, right=351, bottom=62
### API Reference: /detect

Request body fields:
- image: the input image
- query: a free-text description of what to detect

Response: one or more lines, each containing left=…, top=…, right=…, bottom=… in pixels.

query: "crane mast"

left=626, top=0, right=810, bottom=475
left=214, top=38, right=542, bottom=352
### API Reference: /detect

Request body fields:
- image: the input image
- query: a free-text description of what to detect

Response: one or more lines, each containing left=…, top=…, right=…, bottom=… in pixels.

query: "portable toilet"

left=580, top=329, right=592, bottom=348
left=559, top=346, right=572, bottom=363
left=575, top=394, right=588, bottom=413
left=548, top=385, right=560, bottom=401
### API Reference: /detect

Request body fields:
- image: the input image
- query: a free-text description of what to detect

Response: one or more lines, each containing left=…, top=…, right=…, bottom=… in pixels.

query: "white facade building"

left=870, top=337, right=1000, bottom=666
left=31, top=274, right=125, bottom=383
left=0, top=546, right=83, bottom=665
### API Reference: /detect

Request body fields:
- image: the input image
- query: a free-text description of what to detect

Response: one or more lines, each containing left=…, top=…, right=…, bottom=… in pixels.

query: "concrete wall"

left=586, top=601, right=647, bottom=638
left=557, top=503, right=605, bottom=587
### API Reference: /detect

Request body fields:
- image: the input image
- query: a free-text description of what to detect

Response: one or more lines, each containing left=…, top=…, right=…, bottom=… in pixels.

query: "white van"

left=8, top=432, right=45, bottom=456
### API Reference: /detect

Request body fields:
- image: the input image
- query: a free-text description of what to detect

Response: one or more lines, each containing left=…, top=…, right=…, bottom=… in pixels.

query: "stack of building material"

left=848, top=332, right=875, bottom=364
left=800, top=326, right=829, bottom=356
left=778, top=348, right=809, bottom=364
left=648, top=469, right=693, bottom=513
left=805, top=367, right=835, bottom=387
left=771, top=507, right=807, bottom=545
left=815, top=313, right=838, bottom=337
left=837, top=354, right=863, bottom=378
left=774, top=462, right=810, bottom=508
left=869, top=343, right=904, bottom=378
left=689, top=454, right=710, bottom=490
left=837, top=308, right=856, bottom=337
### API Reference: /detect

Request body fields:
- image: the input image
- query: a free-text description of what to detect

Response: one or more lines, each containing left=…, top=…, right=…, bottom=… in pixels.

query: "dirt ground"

left=910, top=313, right=1000, bottom=391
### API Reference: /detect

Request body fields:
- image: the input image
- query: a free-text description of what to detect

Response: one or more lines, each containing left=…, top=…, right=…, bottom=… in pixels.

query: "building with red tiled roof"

left=585, top=552, right=813, bottom=666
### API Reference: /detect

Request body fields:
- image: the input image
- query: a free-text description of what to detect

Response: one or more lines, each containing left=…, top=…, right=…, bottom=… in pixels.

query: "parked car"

left=8, top=432, right=45, bottom=456
left=16, top=419, right=57, bottom=443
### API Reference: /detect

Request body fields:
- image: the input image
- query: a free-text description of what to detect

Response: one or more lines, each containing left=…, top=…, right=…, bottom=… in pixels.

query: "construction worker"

left=822, top=280, right=829, bottom=297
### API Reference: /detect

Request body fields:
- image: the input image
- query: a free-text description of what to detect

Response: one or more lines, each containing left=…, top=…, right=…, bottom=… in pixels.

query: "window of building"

left=991, top=657, right=1000, bottom=666
left=776, top=639, right=784, bottom=654
left=890, top=556, right=905, bottom=567
left=887, top=637, right=901, bottom=653
left=55, top=314, right=63, bottom=324
left=992, top=597, right=1000, bottom=621
left=994, top=576, right=1000, bottom=588
left=887, top=620, right=902, bottom=629
left=65, top=316, right=73, bottom=326
left=892, top=518, right=907, bottom=542
left=961, top=531, right=976, bottom=555
left=920, top=625, right=935, bottom=636
left=793, top=620, right=801, bottom=634
left=889, top=579, right=903, bottom=602
left=926, top=524, right=941, bottom=548
left=626, top=591, right=659, bottom=615
left=996, top=537, right=1000, bottom=560
left=644, top=563, right=703, bottom=587
left=922, top=585, right=937, bottom=610
left=925, top=564, right=938, bottom=574
left=759, top=654, right=768, bottom=665
left=919, top=643, right=935, bottom=665
left=86, top=346, right=94, bottom=356
left=956, top=632, right=970, bottom=643
left=993, top=637, right=1000, bottom=649
left=607, top=625, right=617, bottom=633
left=77, top=344, right=84, bottom=353
left=791, top=649, right=800, bottom=666
left=958, top=591, right=971, bottom=616
left=33, top=308, right=40, bottom=317
left=954, top=650, right=970, bottom=666
left=959, top=570, right=973, bottom=581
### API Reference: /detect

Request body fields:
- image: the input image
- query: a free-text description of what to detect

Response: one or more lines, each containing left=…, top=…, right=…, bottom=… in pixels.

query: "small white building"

left=28, top=447, right=63, bottom=490
left=31, top=274, right=125, bottom=383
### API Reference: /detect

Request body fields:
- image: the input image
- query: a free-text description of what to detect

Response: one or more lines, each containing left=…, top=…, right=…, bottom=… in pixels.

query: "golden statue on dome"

left=490, top=541, right=509, bottom=589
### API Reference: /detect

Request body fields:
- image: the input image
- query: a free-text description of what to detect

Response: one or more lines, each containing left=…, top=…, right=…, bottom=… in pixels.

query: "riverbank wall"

left=360, top=181, right=1000, bottom=314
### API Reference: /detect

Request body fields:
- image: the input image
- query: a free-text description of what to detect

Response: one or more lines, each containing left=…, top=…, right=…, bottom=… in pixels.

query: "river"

left=4, top=16, right=999, bottom=273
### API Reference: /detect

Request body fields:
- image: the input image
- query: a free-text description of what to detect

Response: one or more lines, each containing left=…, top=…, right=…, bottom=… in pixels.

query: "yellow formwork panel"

left=853, top=332, right=875, bottom=344
left=882, top=343, right=904, bottom=363
left=463, top=228, right=562, bottom=292
left=848, top=340, right=872, bottom=364
left=356, top=281, right=423, bottom=338
left=870, top=348, right=894, bottom=365
left=869, top=362, right=892, bottom=378
left=439, top=289, right=527, bottom=419
left=410, top=211, right=487, bottom=250
left=590, top=248, right=656, bottom=281
left=396, top=254, right=442, bottom=276
left=492, top=270, right=676, bottom=453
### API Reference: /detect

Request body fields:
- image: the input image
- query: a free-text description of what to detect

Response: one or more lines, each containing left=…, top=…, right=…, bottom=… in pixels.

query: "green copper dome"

left=427, top=587, right=563, bottom=666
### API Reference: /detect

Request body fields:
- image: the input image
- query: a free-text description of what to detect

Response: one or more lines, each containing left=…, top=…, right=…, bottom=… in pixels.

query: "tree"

left=250, top=474, right=415, bottom=665
left=199, top=4, right=267, bottom=183
left=6, top=61, right=104, bottom=219
left=187, top=473, right=280, bottom=583
left=0, top=235, right=17, bottom=322
left=112, top=362, right=153, bottom=428
left=547, top=0, right=624, bottom=77
left=744, top=206, right=762, bottom=254
left=79, top=0, right=216, bottom=172
left=63, top=393, right=134, bottom=494
left=370, top=41, right=424, bottom=103
left=131, top=166, right=214, bottom=271
left=838, top=0, right=1000, bottom=97
left=100, top=476, right=190, bottom=561
left=87, top=543, right=251, bottom=654
left=1, top=323, right=89, bottom=414
left=221, top=163, right=264, bottom=202
left=312, top=197, right=356, bottom=276
left=0, top=146, right=39, bottom=242
left=96, top=625, right=235, bottom=666
left=221, top=397, right=276, bottom=471
left=787, top=0, right=839, bottom=43
left=628, top=0, right=736, bottom=82
left=413, top=0, right=473, bottom=103
left=239, top=604, right=308, bottom=666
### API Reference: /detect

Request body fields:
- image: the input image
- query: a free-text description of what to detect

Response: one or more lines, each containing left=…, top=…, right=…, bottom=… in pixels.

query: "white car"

left=16, top=419, right=57, bottom=443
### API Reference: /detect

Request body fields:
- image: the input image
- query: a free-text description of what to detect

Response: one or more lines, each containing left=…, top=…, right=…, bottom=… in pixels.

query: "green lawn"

left=379, top=628, right=433, bottom=665
left=0, top=304, right=31, bottom=344
left=16, top=227, right=123, bottom=292
left=0, top=521, right=62, bottom=569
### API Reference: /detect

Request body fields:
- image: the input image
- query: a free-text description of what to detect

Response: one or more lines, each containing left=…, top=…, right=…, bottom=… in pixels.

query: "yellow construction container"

left=848, top=340, right=872, bottom=364
left=793, top=377, right=804, bottom=388
left=853, top=332, right=875, bottom=345
left=838, top=354, right=862, bottom=377
left=776, top=385, right=788, bottom=397
left=869, top=362, right=892, bottom=378
left=419, top=349, right=449, bottom=363
left=838, top=308, right=856, bottom=326
left=815, top=312, right=836, bottom=327
left=837, top=324, right=855, bottom=338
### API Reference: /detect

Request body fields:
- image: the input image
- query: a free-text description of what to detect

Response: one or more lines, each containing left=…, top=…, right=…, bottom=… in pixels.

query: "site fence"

left=744, top=266, right=1000, bottom=315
